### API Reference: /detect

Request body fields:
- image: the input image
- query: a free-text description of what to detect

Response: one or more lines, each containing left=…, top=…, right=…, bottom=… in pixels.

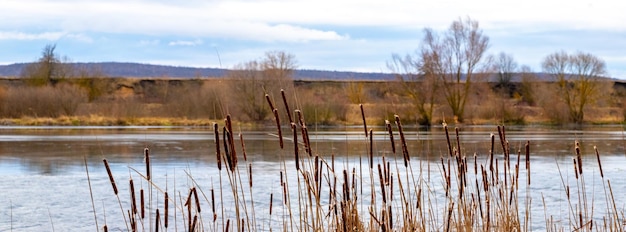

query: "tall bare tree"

left=21, top=44, right=73, bottom=86
left=227, top=51, right=297, bottom=121
left=388, top=53, right=439, bottom=125
left=493, top=52, right=518, bottom=96
left=542, top=51, right=607, bottom=123
left=420, top=17, right=490, bottom=122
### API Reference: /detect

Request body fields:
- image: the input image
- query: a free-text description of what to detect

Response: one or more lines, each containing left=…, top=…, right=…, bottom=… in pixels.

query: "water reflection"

left=0, top=125, right=625, bottom=174
left=1, top=125, right=626, bottom=231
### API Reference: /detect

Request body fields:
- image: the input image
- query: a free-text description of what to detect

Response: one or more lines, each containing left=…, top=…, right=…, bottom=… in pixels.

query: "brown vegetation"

left=0, top=76, right=625, bottom=126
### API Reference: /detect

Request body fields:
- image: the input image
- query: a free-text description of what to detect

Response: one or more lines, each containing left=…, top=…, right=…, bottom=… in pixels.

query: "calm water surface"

left=0, top=125, right=625, bottom=231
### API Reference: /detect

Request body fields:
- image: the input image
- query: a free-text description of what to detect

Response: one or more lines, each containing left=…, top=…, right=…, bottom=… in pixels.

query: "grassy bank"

left=1, top=77, right=626, bottom=126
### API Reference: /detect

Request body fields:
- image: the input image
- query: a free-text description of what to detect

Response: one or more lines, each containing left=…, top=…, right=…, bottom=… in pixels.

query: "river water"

left=0, top=125, right=625, bottom=231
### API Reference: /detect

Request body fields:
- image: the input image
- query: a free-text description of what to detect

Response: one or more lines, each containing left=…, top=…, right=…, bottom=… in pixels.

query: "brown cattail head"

left=214, top=123, right=221, bottom=170
left=130, top=179, right=137, bottom=215
left=193, top=187, right=201, bottom=213
left=144, top=147, right=151, bottom=181
left=265, top=93, right=275, bottom=111
left=369, top=129, right=373, bottom=169
left=281, top=89, right=294, bottom=124
left=444, top=124, right=453, bottom=157
left=575, top=141, right=582, bottom=175
left=140, top=188, right=145, bottom=218
left=103, top=159, right=118, bottom=195
left=395, top=115, right=409, bottom=167
left=269, top=193, right=274, bottom=215
left=248, top=163, right=253, bottom=188
left=595, top=146, right=604, bottom=178
left=291, top=123, right=299, bottom=170
left=240, top=133, right=248, bottom=161
left=360, top=104, right=367, bottom=138
left=273, top=109, right=284, bottom=149
left=165, top=191, right=169, bottom=228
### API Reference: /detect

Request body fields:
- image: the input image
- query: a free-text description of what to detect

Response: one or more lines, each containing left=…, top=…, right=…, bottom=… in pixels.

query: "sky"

left=1, top=0, right=626, bottom=78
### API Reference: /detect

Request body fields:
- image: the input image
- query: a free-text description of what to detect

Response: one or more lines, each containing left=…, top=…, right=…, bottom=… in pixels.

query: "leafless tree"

left=493, top=52, right=518, bottom=95
left=420, top=17, right=490, bottom=122
left=227, top=51, right=298, bottom=121
left=387, top=52, right=439, bottom=125
left=542, top=51, right=608, bottom=123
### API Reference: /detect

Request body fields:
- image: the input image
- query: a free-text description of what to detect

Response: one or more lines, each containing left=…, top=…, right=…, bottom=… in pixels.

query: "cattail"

left=489, top=133, right=495, bottom=172
left=385, top=120, right=396, bottom=154
left=444, top=124, right=453, bottom=157
left=395, top=115, right=409, bottom=167
left=214, top=123, right=221, bottom=170
left=103, top=225, right=108, bottom=232
left=155, top=208, right=160, bottom=232
left=281, top=89, right=294, bottom=124
left=291, top=123, right=299, bottom=170
left=193, top=188, right=201, bottom=213
left=303, top=126, right=312, bottom=156
left=525, top=140, right=530, bottom=185
left=240, top=133, right=247, bottom=161
left=575, top=141, right=582, bottom=175
left=378, top=164, right=386, bottom=203
left=265, top=93, right=275, bottom=111
left=595, top=146, right=604, bottom=178
left=369, top=129, right=373, bottom=169
left=225, top=219, right=230, bottom=232
left=573, top=158, right=579, bottom=179
left=273, top=109, right=284, bottom=149
left=269, top=193, right=274, bottom=215
left=225, top=115, right=237, bottom=168
left=140, top=188, right=145, bottom=219
left=248, top=164, right=253, bottom=188
left=190, top=215, right=198, bottom=232
left=360, top=104, right=367, bottom=138
left=455, top=127, right=461, bottom=157
left=130, top=179, right=137, bottom=215
left=223, top=127, right=233, bottom=171
left=144, top=147, right=150, bottom=181
left=165, top=191, right=169, bottom=228
left=103, top=159, right=118, bottom=195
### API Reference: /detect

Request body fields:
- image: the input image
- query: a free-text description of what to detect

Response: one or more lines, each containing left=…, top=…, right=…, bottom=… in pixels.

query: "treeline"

left=2, top=17, right=625, bottom=126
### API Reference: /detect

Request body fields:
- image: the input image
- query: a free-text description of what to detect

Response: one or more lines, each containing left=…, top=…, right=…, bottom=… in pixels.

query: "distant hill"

left=1, top=62, right=617, bottom=82
left=0, top=62, right=396, bottom=80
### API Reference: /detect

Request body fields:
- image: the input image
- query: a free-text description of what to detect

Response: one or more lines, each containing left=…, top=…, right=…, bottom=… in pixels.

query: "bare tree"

left=226, top=51, right=298, bottom=121
left=387, top=53, right=439, bottom=125
left=493, top=52, right=518, bottom=95
left=21, top=44, right=68, bottom=86
left=420, top=17, right=490, bottom=122
left=542, top=51, right=608, bottom=123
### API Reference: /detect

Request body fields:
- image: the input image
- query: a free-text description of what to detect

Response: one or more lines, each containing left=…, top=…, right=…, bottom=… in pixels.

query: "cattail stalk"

left=130, top=179, right=137, bottom=215
left=395, top=115, right=409, bottom=167
left=164, top=192, right=169, bottom=228
left=214, top=123, right=221, bottom=170
left=360, top=104, right=367, bottom=138
left=103, top=159, right=118, bottom=195
left=144, top=147, right=150, bottom=181
left=273, top=109, right=284, bottom=149
left=281, top=89, right=293, bottom=124
left=595, top=146, right=604, bottom=178
left=240, top=133, right=247, bottom=161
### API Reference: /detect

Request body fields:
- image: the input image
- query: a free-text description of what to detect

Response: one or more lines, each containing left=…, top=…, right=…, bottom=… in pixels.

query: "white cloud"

left=139, top=40, right=160, bottom=46
left=168, top=39, right=203, bottom=46
left=0, top=31, right=64, bottom=40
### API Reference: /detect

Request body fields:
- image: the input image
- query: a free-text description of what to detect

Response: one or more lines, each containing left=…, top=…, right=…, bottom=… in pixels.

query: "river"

left=0, top=125, right=625, bottom=231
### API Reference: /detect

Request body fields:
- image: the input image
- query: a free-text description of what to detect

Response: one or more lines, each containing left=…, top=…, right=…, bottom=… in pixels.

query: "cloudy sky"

left=1, top=0, right=625, bottom=78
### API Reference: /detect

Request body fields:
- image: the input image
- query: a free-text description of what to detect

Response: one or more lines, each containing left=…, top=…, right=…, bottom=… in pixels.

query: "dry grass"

left=87, top=92, right=626, bottom=231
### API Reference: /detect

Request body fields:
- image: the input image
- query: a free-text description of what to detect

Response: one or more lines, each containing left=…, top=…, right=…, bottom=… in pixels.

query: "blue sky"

left=2, top=0, right=626, bottom=78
